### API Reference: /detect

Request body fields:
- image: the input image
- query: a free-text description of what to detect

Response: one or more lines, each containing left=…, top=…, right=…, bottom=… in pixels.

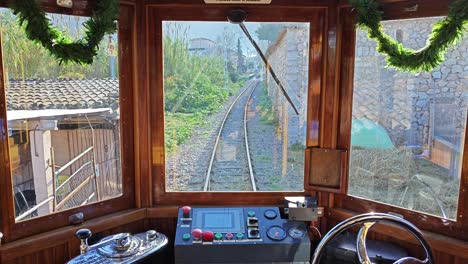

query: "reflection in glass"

left=1, top=9, right=122, bottom=221
left=349, top=17, right=467, bottom=219
left=163, top=21, right=310, bottom=192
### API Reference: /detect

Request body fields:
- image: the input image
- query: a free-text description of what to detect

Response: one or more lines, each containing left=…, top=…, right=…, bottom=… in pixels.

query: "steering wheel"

left=310, top=213, right=434, bottom=264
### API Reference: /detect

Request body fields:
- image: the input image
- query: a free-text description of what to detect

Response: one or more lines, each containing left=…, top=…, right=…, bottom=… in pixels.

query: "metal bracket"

left=57, top=0, right=73, bottom=8
left=404, top=4, right=418, bottom=12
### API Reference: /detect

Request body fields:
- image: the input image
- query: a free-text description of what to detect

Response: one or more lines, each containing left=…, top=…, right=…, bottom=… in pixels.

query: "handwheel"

left=310, top=213, right=434, bottom=264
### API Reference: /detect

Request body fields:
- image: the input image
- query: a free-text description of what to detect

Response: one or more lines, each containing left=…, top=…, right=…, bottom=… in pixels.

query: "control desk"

left=175, top=207, right=311, bottom=263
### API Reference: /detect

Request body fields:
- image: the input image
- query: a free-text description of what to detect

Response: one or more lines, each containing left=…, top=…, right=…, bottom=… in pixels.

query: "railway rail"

left=203, top=80, right=259, bottom=192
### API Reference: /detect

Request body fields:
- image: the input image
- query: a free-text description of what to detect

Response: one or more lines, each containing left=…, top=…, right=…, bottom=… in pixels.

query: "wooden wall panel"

left=2, top=212, right=468, bottom=263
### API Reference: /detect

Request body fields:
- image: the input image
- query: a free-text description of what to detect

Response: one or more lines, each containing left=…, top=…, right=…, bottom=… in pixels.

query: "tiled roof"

left=6, top=78, right=119, bottom=111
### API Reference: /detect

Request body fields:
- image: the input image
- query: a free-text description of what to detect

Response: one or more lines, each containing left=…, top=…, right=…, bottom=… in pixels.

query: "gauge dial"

left=266, top=226, right=286, bottom=241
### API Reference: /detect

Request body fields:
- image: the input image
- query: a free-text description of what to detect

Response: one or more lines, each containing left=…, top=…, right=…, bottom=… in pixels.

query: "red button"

left=182, top=206, right=191, bottom=217
left=225, top=233, right=233, bottom=240
left=202, top=231, right=214, bottom=242
left=192, top=228, right=202, bottom=240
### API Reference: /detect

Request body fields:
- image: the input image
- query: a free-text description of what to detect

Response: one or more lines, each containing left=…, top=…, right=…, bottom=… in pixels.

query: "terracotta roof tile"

left=6, top=78, right=119, bottom=111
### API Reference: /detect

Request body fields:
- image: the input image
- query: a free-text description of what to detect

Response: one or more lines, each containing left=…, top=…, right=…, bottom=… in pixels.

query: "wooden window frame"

left=335, top=0, right=468, bottom=241
left=146, top=3, right=332, bottom=206
left=0, top=2, right=137, bottom=242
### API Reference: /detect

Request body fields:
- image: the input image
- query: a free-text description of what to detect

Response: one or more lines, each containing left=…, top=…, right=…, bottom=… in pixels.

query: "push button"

left=214, top=233, right=223, bottom=240
left=236, top=233, right=244, bottom=240
left=225, top=233, right=233, bottom=240
left=264, top=209, right=277, bottom=220
left=202, top=231, right=214, bottom=242
left=192, top=229, right=203, bottom=241
left=247, top=211, right=255, bottom=217
left=182, top=206, right=191, bottom=218
left=182, top=233, right=191, bottom=240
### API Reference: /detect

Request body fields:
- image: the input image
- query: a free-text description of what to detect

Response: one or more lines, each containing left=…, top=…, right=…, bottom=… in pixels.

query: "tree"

left=0, top=10, right=115, bottom=80
left=227, top=61, right=239, bottom=83
left=236, top=38, right=245, bottom=74
left=255, top=24, right=283, bottom=43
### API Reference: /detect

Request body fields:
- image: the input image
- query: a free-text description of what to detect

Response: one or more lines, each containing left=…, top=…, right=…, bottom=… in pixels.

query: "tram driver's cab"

left=0, top=0, right=466, bottom=263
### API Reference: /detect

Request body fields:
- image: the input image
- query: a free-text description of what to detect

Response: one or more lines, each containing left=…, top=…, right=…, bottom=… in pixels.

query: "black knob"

left=76, top=229, right=92, bottom=240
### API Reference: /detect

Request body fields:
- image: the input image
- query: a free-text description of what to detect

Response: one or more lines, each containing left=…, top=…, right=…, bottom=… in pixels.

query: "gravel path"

left=165, top=81, right=253, bottom=191
left=206, top=81, right=257, bottom=191
left=247, top=83, right=304, bottom=191
left=166, top=79, right=304, bottom=192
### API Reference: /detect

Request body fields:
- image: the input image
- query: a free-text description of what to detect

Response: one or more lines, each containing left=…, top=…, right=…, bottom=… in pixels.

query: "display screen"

left=203, top=213, right=234, bottom=229
left=192, top=208, right=244, bottom=233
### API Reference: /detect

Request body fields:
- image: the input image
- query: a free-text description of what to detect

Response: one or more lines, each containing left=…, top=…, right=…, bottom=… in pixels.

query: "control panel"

left=175, top=206, right=310, bottom=263
left=67, top=230, right=168, bottom=264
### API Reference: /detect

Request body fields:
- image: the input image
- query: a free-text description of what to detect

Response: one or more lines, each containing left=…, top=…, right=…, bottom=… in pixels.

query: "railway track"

left=203, top=80, right=259, bottom=192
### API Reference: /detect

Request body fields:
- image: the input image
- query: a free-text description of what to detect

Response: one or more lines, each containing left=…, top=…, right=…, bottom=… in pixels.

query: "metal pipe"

left=15, top=196, right=54, bottom=221
left=311, top=213, right=433, bottom=264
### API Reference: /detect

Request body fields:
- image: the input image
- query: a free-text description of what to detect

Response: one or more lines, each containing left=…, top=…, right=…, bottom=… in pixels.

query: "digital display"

left=192, top=208, right=244, bottom=233
left=203, top=213, right=234, bottom=229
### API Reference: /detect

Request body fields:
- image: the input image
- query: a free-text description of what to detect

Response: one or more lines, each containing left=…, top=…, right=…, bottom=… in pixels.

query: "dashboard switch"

left=202, top=231, right=214, bottom=242
left=182, top=206, right=191, bottom=218
left=192, top=229, right=203, bottom=241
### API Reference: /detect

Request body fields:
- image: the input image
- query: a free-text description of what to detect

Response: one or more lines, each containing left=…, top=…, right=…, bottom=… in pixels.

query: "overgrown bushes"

left=163, top=24, right=245, bottom=152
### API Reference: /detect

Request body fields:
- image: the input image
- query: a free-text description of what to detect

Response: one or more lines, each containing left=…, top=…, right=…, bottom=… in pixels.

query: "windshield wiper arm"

left=228, top=10, right=300, bottom=115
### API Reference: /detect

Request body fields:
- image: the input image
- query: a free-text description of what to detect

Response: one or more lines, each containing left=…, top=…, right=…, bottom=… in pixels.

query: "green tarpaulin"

left=351, top=118, right=394, bottom=149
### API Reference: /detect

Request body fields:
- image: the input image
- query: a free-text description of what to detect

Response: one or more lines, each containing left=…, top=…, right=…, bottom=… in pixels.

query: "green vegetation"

left=257, top=81, right=278, bottom=126
left=255, top=24, right=284, bottom=43
left=163, top=23, right=246, bottom=152
left=237, top=38, right=245, bottom=74
left=349, top=147, right=459, bottom=219
left=165, top=112, right=204, bottom=153
left=0, top=10, right=117, bottom=79
left=289, top=143, right=305, bottom=152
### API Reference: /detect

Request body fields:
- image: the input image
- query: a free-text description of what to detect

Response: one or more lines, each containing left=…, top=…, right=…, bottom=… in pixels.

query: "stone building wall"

left=265, top=26, right=309, bottom=145
left=264, top=17, right=466, bottom=149
left=354, top=17, right=467, bottom=147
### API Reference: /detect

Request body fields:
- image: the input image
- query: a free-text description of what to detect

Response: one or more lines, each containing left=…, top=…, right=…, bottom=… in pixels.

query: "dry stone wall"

left=265, top=26, right=309, bottom=145
left=265, top=17, right=467, bottom=149
left=354, top=17, right=467, bottom=147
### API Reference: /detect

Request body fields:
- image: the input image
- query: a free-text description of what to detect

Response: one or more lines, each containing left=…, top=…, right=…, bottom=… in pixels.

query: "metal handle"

left=0, top=232, right=3, bottom=246
left=76, top=228, right=92, bottom=254
left=310, top=213, right=433, bottom=264
left=114, top=234, right=131, bottom=251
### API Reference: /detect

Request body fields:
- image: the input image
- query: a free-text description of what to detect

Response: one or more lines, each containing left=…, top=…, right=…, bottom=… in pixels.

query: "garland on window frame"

left=349, top=0, right=468, bottom=72
left=8, top=0, right=118, bottom=64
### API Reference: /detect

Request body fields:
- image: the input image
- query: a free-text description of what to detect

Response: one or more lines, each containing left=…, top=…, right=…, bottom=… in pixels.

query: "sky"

left=164, top=21, right=265, bottom=56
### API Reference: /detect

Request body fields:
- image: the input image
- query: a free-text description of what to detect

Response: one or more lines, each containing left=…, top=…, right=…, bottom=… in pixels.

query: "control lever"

left=114, top=233, right=131, bottom=251
left=76, top=229, right=92, bottom=254
left=68, top=229, right=168, bottom=264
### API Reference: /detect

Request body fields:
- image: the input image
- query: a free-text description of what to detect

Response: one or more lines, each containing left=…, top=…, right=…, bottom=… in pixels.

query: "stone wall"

left=354, top=17, right=467, bottom=148
left=264, top=17, right=467, bottom=150
left=265, top=26, right=309, bottom=145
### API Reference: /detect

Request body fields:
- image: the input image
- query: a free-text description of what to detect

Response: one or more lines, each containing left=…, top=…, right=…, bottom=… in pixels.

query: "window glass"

left=1, top=9, right=122, bottom=221
left=349, top=17, right=467, bottom=219
left=163, top=21, right=310, bottom=192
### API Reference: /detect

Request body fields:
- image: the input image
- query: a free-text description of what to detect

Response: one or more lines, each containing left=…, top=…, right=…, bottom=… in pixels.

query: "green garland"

left=350, top=0, right=468, bottom=72
left=8, top=0, right=118, bottom=64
